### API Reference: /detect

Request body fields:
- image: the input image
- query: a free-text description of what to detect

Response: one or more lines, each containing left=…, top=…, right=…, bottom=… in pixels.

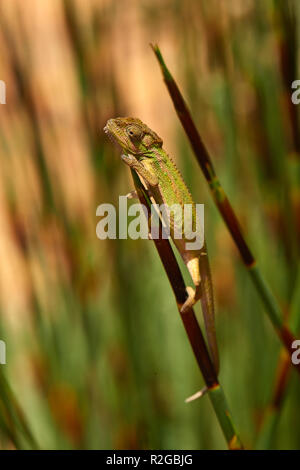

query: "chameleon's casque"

left=104, top=117, right=163, bottom=156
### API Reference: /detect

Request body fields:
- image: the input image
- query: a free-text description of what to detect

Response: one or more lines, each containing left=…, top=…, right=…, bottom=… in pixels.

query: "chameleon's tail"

left=185, top=386, right=208, bottom=403
left=199, top=245, right=220, bottom=375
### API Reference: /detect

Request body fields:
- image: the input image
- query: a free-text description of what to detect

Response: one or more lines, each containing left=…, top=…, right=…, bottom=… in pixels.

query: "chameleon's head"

left=104, top=117, right=163, bottom=156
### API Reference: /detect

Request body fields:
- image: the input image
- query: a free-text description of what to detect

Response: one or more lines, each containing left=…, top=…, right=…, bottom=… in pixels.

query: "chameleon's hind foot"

left=125, top=190, right=138, bottom=199
left=180, top=286, right=201, bottom=314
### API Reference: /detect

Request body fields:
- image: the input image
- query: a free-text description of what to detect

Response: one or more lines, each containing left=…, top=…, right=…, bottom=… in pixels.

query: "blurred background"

left=0, top=0, right=299, bottom=450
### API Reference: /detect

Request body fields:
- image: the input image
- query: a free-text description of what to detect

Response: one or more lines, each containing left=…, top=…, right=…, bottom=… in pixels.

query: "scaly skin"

left=104, top=117, right=219, bottom=374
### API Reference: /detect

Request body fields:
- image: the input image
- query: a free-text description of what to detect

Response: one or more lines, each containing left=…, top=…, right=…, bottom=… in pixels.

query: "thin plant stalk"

left=255, top=349, right=291, bottom=449
left=0, top=370, right=38, bottom=449
left=131, top=170, right=243, bottom=450
left=254, top=2, right=300, bottom=448
left=151, top=44, right=300, bottom=376
left=255, top=267, right=300, bottom=448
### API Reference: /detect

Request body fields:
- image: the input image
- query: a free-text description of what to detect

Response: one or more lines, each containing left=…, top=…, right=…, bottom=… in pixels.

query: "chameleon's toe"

left=125, top=190, right=138, bottom=199
left=121, top=153, right=136, bottom=166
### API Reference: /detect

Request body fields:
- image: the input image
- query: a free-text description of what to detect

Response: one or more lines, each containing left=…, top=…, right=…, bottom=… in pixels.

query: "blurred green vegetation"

left=0, top=0, right=299, bottom=449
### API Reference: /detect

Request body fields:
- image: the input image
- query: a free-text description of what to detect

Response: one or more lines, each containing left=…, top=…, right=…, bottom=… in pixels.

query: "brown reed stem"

left=130, top=169, right=243, bottom=450
left=151, top=43, right=300, bottom=377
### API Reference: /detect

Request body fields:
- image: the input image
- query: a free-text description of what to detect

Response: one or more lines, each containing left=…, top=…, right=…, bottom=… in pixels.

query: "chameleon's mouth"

left=103, top=119, right=123, bottom=149
left=103, top=122, right=115, bottom=143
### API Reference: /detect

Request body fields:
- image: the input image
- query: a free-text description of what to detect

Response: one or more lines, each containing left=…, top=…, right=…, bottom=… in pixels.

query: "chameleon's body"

left=104, top=117, right=219, bottom=373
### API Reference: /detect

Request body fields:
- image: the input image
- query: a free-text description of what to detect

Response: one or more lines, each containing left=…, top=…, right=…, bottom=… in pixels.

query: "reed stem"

left=151, top=44, right=300, bottom=376
left=131, top=170, right=243, bottom=449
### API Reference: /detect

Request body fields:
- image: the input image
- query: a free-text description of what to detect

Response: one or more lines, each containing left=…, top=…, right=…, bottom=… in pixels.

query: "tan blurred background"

left=0, top=0, right=299, bottom=449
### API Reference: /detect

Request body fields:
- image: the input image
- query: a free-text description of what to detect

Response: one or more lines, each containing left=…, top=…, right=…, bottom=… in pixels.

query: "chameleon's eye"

left=126, top=125, right=143, bottom=140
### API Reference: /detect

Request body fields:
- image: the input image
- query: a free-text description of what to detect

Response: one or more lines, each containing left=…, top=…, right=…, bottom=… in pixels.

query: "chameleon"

left=104, top=117, right=219, bottom=376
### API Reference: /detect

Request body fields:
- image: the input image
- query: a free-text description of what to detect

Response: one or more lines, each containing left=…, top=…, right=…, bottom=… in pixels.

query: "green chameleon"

left=104, top=117, right=219, bottom=384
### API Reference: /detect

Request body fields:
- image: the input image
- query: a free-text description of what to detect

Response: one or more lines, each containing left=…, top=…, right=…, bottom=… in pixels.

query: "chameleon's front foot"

left=180, top=286, right=201, bottom=314
left=121, top=154, right=159, bottom=187
left=121, top=153, right=137, bottom=167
